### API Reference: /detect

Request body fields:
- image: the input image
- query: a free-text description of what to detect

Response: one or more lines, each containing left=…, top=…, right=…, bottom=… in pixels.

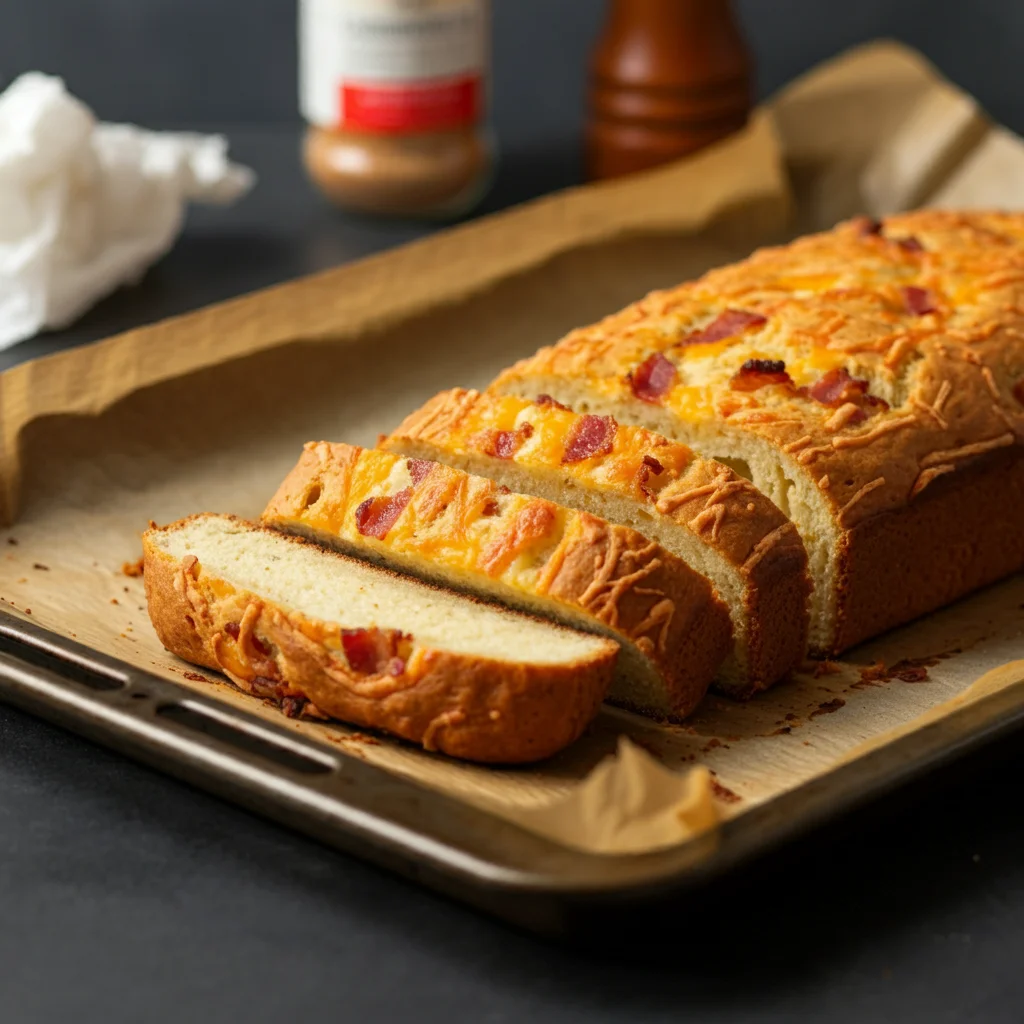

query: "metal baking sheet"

left=2, top=604, right=1022, bottom=933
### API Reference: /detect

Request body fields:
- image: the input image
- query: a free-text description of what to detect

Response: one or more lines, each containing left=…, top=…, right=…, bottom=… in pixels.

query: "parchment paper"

left=2, top=42, right=1022, bottom=856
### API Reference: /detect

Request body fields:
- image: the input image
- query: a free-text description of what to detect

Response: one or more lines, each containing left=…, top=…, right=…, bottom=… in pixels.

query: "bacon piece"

left=807, top=367, right=868, bottom=407
left=1014, top=379, right=1024, bottom=406
left=805, top=367, right=889, bottom=415
left=534, top=394, right=570, bottom=411
left=680, top=309, right=767, bottom=347
left=224, top=621, right=240, bottom=640
left=250, top=675, right=282, bottom=698
left=854, top=216, right=883, bottom=236
left=629, top=352, right=677, bottom=403
left=281, top=696, right=306, bottom=718
left=730, top=359, right=792, bottom=392
left=250, top=634, right=271, bottom=657
left=493, top=431, right=521, bottom=459
left=354, top=488, right=412, bottom=539
left=340, top=627, right=410, bottom=675
left=561, top=414, right=617, bottom=463
left=902, top=285, right=936, bottom=315
left=896, top=236, right=924, bottom=253
left=637, top=454, right=665, bottom=499
left=407, top=458, right=434, bottom=485
left=478, top=423, right=534, bottom=460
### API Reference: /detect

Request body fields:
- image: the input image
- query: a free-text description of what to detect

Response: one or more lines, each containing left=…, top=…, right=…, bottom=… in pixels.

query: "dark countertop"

left=3, top=2, right=1024, bottom=1021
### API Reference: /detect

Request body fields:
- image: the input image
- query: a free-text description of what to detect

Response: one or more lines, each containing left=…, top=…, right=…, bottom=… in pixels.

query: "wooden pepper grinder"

left=586, top=0, right=753, bottom=180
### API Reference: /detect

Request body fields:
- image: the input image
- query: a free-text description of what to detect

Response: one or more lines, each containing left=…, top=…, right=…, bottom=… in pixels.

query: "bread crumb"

left=6, top=538, right=17, bottom=546
left=32, top=563, right=50, bottom=571
left=709, top=776, right=742, bottom=804
left=810, top=697, right=846, bottom=718
left=122, top=557, right=145, bottom=577
left=110, top=598, right=119, bottom=605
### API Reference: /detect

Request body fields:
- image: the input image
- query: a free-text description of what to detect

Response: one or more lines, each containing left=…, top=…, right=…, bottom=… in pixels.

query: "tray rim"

left=1, top=605, right=1022, bottom=925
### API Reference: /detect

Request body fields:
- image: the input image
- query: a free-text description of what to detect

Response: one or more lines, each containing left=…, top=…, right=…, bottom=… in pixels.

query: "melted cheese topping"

left=407, top=392, right=699, bottom=503
left=501, top=211, right=1024, bottom=431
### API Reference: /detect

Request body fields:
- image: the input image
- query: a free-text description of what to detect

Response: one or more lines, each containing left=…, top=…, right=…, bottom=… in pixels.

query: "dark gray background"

left=3, top=2, right=1024, bottom=1021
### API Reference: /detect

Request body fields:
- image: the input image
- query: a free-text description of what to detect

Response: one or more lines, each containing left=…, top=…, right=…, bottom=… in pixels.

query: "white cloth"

left=0, top=72, right=255, bottom=349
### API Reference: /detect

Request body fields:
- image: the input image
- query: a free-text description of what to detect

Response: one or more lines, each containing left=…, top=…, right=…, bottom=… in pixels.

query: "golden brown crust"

left=263, top=442, right=733, bottom=718
left=143, top=518, right=616, bottom=764
left=387, top=388, right=811, bottom=695
left=832, top=446, right=1024, bottom=652
left=491, top=211, right=1024, bottom=653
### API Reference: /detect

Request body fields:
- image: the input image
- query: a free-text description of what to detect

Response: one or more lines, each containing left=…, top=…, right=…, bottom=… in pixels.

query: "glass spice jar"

left=299, top=0, right=494, bottom=218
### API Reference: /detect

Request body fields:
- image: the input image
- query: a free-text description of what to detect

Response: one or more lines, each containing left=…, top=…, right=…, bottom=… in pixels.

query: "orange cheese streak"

left=437, top=392, right=697, bottom=502
left=501, top=211, right=1024, bottom=427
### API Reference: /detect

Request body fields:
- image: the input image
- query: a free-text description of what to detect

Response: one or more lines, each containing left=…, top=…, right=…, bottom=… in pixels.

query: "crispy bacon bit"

left=407, top=458, right=434, bottom=485
left=354, top=488, right=412, bottom=539
left=250, top=675, right=282, bottom=698
left=854, top=216, right=883, bottom=236
left=637, top=454, right=665, bottom=499
left=281, top=696, right=306, bottom=718
left=479, top=423, right=533, bottom=460
left=250, top=634, right=271, bottom=657
left=562, top=414, right=617, bottom=463
left=681, top=309, right=767, bottom=347
left=341, top=627, right=410, bottom=675
left=224, top=621, right=241, bottom=640
left=1013, top=379, right=1024, bottom=406
left=730, top=359, right=792, bottom=392
left=534, top=394, right=569, bottom=411
left=807, top=367, right=868, bottom=407
left=902, top=285, right=936, bottom=315
left=341, top=629, right=385, bottom=675
left=481, top=497, right=500, bottom=516
left=492, top=431, right=521, bottom=458
left=629, top=351, right=677, bottom=403
left=896, top=236, right=924, bottom=253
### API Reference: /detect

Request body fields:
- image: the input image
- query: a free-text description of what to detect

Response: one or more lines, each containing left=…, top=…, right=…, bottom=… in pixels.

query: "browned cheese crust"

left=491, top=211, right=1024, bottom=653
left=387, top=388, right=810, bottom=696
left=263, top=442, right=733, bottom=718
left=143, top=518, right=615, bottom=763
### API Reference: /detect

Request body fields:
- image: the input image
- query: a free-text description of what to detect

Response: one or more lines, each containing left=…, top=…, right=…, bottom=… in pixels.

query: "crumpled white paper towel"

left=0, top=72, right=255, bottom=349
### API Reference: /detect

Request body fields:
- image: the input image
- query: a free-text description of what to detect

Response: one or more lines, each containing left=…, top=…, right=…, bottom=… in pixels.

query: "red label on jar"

left=340, top=75, right=481, bottom=132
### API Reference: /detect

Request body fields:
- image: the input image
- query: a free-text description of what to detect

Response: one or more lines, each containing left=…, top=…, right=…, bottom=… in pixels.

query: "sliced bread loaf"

left=490, top=213, right=1024, bottom=655
left=385, top=389, right=810, bottom=697
left=144, top=514, right=617, bottom=763
left=262, top=443, right=733, bottom=719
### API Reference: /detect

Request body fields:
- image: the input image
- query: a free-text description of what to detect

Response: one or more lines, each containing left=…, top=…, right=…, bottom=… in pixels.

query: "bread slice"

left=262, top=443, right=733, bottom=719
left=490, top=212, right=1024, bottom=655
left=384, top=389, right=810, bottom=698
left=144, top=514, right=617, bottom=763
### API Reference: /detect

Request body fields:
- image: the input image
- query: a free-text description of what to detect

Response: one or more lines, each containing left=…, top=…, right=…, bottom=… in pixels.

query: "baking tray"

left=3, top=603, right=1022, bottom=934
left=3, top=42, right=1024, bottom=934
